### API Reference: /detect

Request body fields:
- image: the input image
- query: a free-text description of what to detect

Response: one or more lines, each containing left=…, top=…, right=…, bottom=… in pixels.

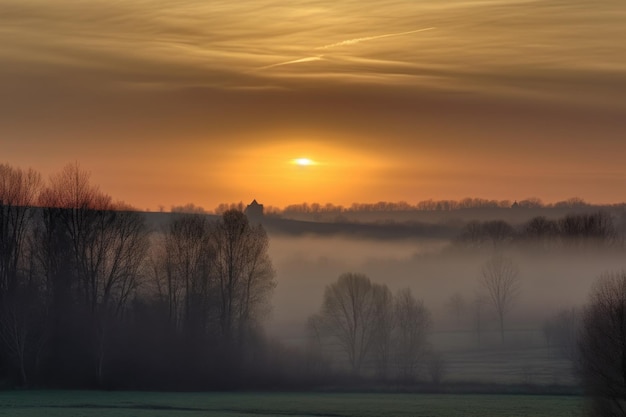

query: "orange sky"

left=2, top=0, right=626, bottom=210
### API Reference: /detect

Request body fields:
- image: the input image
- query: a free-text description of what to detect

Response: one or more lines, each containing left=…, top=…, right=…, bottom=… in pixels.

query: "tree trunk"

left=19, top=357, right=27, bottom=387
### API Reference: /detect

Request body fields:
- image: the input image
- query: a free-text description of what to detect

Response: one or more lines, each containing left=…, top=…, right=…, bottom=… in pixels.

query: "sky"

left=1, top=0, right=626, bottom=210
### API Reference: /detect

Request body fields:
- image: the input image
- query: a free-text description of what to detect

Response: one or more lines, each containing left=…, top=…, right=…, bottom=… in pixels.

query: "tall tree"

left=0, top=163, right=42, bottom=386
left=479, top=254, right=520, bottom=343
left=370, top=284, right=394, bottom=379
left=38, top=163, right=149, bottom=385
left=318, top=273, right=378, bottom=375
left=578, top=271, right=626, bottom=416
left=0, top=164, right=41, bottom=295
left=393, top=288, right=431, bottom=382
left=211, top=209, right=275, bottom=344
left=159, top=213, right=212, bottom=332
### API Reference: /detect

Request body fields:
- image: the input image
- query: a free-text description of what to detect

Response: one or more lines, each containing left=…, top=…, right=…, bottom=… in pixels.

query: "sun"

left=292, top=158, right=315, bottom=166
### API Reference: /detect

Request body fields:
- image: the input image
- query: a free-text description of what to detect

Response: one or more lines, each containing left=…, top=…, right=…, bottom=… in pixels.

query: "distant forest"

left=195, top=197, right=624, bottom=217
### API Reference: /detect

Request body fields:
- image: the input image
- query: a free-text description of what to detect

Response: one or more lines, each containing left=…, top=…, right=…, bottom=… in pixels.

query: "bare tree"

left=479, top=254, right=520, bottom=343
left=317, top=273, right=378, bottom=375
left=0, top=283, right=44, bottom=386
left=304, top=314, right=329, bottom=375
left=41, top=165, right=149, bottom=314
left=459, top=221, right=484, bottom=248
left=578, top=271, right=626, bottom=416
left=393, top=288, right=431, bottom=382
left=370, top=284, right=394, bottom=379
left=38, top=163, right=150, bottom=385
left=482, top=220, right=516, bottom=248
left=523, top=216, right=559, bottom=242
left=159, top=213, right=212, bottom=332
left=459, top=220, right=515, bottom=248
left=559, top=211, right=617, bottom=247
left=210, top=209, right=275, bottom=344
left=0, top=163, right=41, bottom=294
left=0, top=164, right=42, bottom=386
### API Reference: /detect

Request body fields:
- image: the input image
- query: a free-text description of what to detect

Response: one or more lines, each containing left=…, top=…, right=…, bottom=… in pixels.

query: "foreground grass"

left=0, top=391, right=583, bottom=417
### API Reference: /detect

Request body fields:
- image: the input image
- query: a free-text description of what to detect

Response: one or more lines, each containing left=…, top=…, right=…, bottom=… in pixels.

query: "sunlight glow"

left=293, top=158, right=315, bottom=166
left=212, top=138, right=392, bottom=206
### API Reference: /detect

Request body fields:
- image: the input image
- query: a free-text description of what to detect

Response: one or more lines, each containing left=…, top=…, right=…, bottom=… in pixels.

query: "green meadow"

left=0, top=391, right=583, bottom=417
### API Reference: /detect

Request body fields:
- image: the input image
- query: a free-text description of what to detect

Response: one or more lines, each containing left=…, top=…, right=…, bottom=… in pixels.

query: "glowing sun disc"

left=293, top=158, right=315, bottom=166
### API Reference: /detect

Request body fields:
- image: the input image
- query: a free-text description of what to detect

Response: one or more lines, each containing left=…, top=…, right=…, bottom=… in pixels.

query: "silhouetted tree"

left=459, top=221, right=484, bottom=248
left=211, top=209, right=276, bottom=345
left=559, top=211, right=616, bottom=247
left=0, top=164, right=41, bottom=296
left=482, top=220, right=516, bottom=248
left=317, top=273, right=378, bottom=375
left=479, top=254, right=520, bottom=343
left=158, top=213, right=212, bottom=332
left=171, top=203, right=207, bottom=214
left=393, top=288, right=431, bottom=382
left=0, top=163, right=42, bottom=386
left=0, top=162, right=297, bottom=389
left=517, top=198, right=543, bottom=208
left=554, top=197, right=588, bottom=208
left=370, top=284, right=394, bottom=379
left=578, top=271, right=626, bottom=416
left=0, top=281, right=44, bottom=387
left=459, top=220, right=515, bottom=248
left=38, top=163, right=149, bottom=386
left=312, top=275, right=433, bottom=380
left=304, top=314, right=326, bottom=373
left=146, top=209, right=275, bottom=385
left=522, top=216, right=559, bottom=248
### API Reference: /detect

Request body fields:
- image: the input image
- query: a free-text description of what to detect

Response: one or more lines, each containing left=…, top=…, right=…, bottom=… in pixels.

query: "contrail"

left=256, top=27, right=434, bottom=72
left=257, top=55, right=323, bottom=70
left=316, top=27, right=435, bottom=50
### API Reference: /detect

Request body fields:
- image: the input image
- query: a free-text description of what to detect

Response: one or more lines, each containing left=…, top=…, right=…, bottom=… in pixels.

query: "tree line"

left=0, top=163, right=278, bottom=389
left=457, top=212, right=621, bottom=249
left=188, top=197, right=620, bottom=217
left=210, top=197, right=615, bottom=216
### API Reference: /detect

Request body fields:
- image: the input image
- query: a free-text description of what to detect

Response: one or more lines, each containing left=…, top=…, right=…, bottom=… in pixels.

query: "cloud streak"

left=257, top=27, right=434, bottom=74
left=316, top=27, right=435, bottom=50
left=257, top=56, right=324, bottom=71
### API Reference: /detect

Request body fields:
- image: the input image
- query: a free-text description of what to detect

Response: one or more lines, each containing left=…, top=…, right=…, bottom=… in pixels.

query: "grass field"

left=0, top=391, right=583, bottom=417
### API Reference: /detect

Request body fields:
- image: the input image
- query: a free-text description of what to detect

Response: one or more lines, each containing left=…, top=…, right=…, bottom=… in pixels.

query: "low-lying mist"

left=267, top=233, right=626, bottom=346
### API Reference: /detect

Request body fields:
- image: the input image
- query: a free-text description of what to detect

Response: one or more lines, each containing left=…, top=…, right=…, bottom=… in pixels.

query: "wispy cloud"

left=257, top=55, right=324, bottom=71
left=316, top=27, right=435, bottom=50
left=256, top=27, right=434, bottom=73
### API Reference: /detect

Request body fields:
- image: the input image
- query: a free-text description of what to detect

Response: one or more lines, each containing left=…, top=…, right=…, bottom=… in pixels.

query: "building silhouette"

left=245, top=199, right=264, bottom=222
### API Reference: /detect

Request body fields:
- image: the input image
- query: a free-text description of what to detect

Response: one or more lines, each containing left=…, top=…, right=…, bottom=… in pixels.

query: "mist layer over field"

left=265, top=228, right=625, bottom=385
left=268, top=235, right=624, bottom=339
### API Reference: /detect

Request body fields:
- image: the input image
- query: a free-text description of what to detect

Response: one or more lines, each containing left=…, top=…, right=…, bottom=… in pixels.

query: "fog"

left=267, top=235, right=445, bottom=342
left=267, top=233, right=626, bottom=343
